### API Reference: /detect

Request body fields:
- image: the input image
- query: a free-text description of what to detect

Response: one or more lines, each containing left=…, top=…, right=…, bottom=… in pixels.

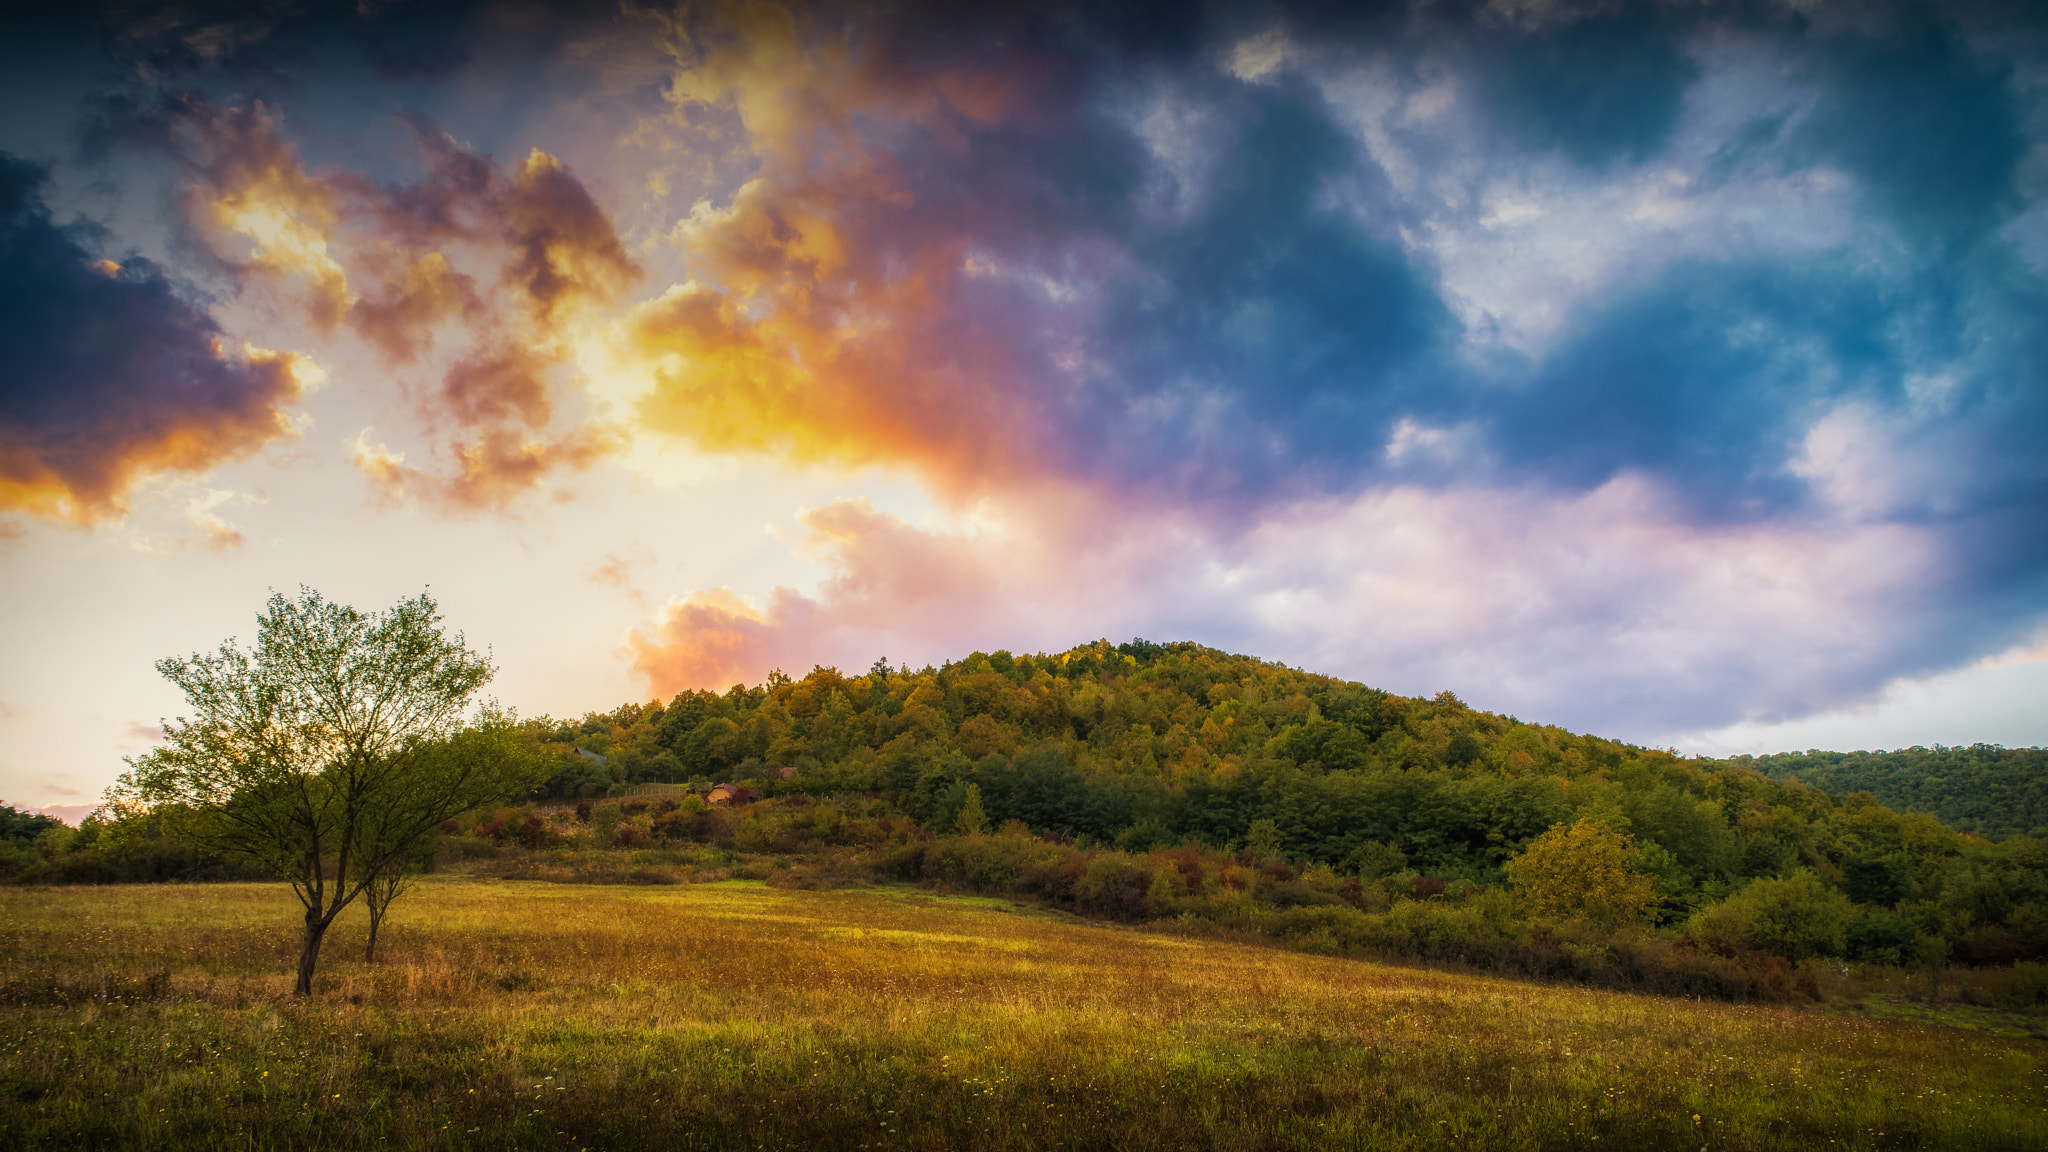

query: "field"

left=1, top=879, right=2043, bottom=1150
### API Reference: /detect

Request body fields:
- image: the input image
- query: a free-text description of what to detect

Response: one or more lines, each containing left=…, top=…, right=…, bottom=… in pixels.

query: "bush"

left=515, top=815, right=551, bottom=849
left=1266, top=880, right=1348, bottom=909
left=1980, top=960, right=2048, bottom=1012
left=1076, top=854, right=1154, bottom=920
left=1847, top=910, right=1924, bottom=966
left=590, top=803, right=622, bottom=847
left=1687, top=870, right=1855, bottom=961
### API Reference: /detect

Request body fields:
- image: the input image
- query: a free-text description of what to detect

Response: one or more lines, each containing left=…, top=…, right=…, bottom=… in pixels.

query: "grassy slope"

left=1, top=879, right=2043, bottom=1151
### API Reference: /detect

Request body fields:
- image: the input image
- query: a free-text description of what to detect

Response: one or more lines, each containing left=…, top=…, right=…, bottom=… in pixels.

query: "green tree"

left=954, top=783, right=988, bottom=836
left=1685, top=870, right=1856, bottom=961
left=1505, top=818, right=1659, bottom=929
left=352, top=723, right=525, bottom=962
left=1244, top=818, right=1283, bottom=860
left=1340, top=840, right=1408, bottom=879
left=109, top=590, right=543, bottom=995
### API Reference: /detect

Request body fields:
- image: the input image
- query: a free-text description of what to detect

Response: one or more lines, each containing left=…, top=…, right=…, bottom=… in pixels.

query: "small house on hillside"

left=706, top=784, right=761, bottom=807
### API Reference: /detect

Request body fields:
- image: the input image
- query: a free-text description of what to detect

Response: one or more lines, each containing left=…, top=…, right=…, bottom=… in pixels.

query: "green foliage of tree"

left=1504, top=819, right=1659, bottom=929
left=1340, top=840, right=1408, bottom=879
left=107, top=590, right=545, bottom=994
left=954, top=784, right=988, bottom=836
left=0, top=803, right=62, bottom=844
left=1686, top=870, right=1857, bottom=961
left=1746, top=744, right=2048, bottom=840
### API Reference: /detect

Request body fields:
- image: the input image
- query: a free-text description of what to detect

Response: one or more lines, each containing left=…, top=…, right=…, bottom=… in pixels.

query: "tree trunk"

left=364, top=900, right=383, bottom=963
left=295, top=911, right=331, bottom=997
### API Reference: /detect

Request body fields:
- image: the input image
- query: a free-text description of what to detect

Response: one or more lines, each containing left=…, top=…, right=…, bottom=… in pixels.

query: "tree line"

left=1741, top=745, right=2047, bottom=840
left=16, top=600, right=2047, bottom=996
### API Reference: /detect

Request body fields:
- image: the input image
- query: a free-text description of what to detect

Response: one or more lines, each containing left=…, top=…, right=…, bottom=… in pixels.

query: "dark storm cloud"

left=1483, top=10, right=1704, bottom=169
left=1078, top=87, right=1455, bottom=496
left=1789, top=11, right=2029, bottom=250
left=0, top=153, right=304, bottom=520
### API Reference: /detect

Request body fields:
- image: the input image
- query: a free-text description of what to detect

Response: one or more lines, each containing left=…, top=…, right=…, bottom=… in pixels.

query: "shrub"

left=515, top=815, right=550, bottom=849
left=1266, top=880, right=1348, bottom=909
left=1982, top=960, right=2048, bottom=1012
left=1077, top=855, right=1154, bottom=919
left=1378, top=900, right=1511, bottom=964
left=651, top=806, right=700, bottom=842
left=1258, top=860, right=1296, bottom=885
left=590, top=803, right=622, bottom=847
left=1687, top=870, right=1854, bottom=961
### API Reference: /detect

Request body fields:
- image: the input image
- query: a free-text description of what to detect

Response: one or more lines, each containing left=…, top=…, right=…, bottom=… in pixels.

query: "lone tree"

left=110, top=589, right=543, bottom=995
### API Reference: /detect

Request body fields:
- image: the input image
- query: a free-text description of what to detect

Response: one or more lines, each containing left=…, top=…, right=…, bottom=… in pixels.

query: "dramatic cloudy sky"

left=5, top=0, right=2047, bottom=816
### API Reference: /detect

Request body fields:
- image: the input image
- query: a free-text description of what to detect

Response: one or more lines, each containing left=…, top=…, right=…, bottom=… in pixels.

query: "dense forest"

left=495, top=639, right=2046, bottom=969
left=11, top=639, right=2046, bottom=994
left=1743, top=745, right=2047, bottom=840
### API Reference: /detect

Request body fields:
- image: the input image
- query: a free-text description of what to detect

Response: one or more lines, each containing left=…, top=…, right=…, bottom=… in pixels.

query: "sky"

left=4, top=0, right=2047, bottom=820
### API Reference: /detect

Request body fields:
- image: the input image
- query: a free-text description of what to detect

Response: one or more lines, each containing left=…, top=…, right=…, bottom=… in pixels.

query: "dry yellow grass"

left=1, top=878, right=2043, bottom=1149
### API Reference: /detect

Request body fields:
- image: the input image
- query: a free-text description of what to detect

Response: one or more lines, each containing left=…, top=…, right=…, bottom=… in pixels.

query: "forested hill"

left=519, top=641, right=2045, bottom=944
left=1742, top=746, right=2047, bottom=841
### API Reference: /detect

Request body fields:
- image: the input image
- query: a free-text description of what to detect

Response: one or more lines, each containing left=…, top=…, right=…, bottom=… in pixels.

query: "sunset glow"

left=5, top=0, right=2047, bottom=817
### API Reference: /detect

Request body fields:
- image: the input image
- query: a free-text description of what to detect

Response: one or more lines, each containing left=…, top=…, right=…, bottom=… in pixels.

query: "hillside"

left=1743, top=745, right=2048, bottom=841
left=503, top=639, right=2047, bottom=971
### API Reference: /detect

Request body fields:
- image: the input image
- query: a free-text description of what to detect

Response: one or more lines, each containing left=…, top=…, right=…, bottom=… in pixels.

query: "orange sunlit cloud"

left=149, top=99, right=644, bottom=512
left=605, top=0, right=1069, bottom=495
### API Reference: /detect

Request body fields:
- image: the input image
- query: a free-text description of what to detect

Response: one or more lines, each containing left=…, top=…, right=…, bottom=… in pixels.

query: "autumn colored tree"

left=1505, top=818, right=1660, bottom=929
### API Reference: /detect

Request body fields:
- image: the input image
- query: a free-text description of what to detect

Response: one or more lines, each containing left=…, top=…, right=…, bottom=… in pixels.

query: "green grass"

left=2, top=878, right=2044, bottom=1150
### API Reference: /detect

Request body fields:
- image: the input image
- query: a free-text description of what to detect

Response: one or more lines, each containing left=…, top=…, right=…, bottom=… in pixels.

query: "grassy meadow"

left=2, top=878, right=2043, bottom=1150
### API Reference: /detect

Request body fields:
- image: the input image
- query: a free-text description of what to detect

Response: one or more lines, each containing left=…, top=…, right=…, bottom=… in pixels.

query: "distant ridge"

left=1745, top=745, right=2048, bottom=840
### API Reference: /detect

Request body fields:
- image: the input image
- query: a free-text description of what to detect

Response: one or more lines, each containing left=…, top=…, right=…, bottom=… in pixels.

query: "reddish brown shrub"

left=1259, top=860, right=1296, bottom=884
left=516, top=815, right=549, bottom=849
left=1166, top=847, right=1206, bottom=885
